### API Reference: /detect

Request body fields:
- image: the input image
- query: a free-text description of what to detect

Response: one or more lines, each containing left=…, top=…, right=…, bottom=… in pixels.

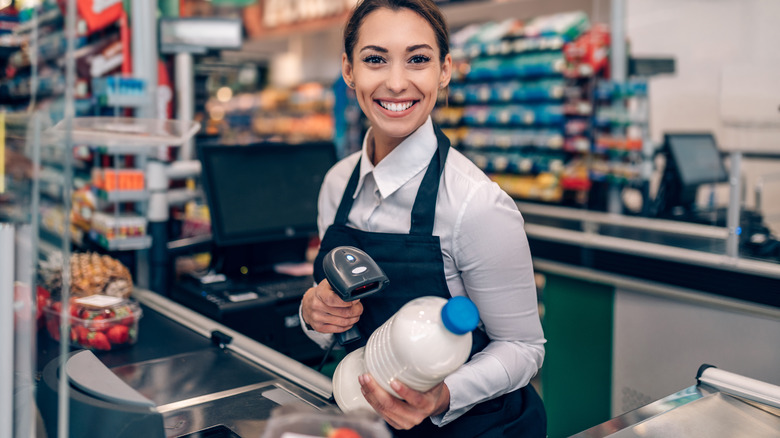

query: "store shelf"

left=99, top=94, right=148, bottom=108
left=446, top=0, right=608, bottom=28
left=236, top=0, right=607, bottom=58
left=46, top=117, right=201, bottom=148
left=88, top=231, right=152, bottom=251
left=93, top=188, right=149, bottom=203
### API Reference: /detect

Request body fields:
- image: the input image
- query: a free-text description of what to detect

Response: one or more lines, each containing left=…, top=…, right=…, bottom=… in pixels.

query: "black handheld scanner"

left=322, top=246, right=389, bottom=345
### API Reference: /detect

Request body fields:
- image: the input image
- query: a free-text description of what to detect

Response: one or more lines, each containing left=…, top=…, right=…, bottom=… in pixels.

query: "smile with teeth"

left=378, top=100, right=416, bottom=112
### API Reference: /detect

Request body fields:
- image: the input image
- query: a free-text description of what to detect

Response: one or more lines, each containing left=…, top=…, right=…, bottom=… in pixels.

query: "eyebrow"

left=359, top=44, right=434, bottom=53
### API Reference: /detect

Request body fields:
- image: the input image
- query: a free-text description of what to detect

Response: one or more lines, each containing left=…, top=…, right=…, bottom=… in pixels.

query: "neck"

left=369, top=131, right=405, bottom=166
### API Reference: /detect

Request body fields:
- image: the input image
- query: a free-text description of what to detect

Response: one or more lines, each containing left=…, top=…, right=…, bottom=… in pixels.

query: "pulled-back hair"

left=343, top=0, right=450, bottom=63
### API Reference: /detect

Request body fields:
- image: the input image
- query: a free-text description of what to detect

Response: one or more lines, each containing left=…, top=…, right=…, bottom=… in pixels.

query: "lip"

left=374, top=99, right=418, bottom=117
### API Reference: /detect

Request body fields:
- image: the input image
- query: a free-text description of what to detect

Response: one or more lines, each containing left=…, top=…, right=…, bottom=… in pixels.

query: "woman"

left=300, top=1, right=546, bottom=436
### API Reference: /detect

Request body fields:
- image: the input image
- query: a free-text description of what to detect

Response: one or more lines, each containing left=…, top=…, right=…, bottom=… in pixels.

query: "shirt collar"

left=354, top=117, right=437, bottom=199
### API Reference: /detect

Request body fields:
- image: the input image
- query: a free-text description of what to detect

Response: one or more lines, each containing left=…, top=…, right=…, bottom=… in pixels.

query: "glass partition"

left=2, top=2, right=76, bottom=437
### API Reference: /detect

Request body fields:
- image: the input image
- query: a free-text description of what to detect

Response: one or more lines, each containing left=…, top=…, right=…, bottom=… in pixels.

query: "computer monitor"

left=198, top=142, right=336, bottom=275
left=656, top=133, right=729, bottom=215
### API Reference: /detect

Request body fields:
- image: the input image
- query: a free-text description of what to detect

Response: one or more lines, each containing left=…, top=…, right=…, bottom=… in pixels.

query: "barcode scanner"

left=322, top=246, right=389, bottom=345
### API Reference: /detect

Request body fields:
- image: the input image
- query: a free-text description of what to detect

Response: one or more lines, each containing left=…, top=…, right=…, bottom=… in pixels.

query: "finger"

left=389, top=380, right=426, bottom=408
left=317, top=286, right=356, bottom=308
left=302, top=288, right=361, bottom=333
left=306, top=286, right=362, bottom=318
left=319, top=301, right=363, bottom=319
left=310, top=312, right=360, bottom=332
left=314, top=322, right=356, bottom=334
left=359, top=375, right=418, bottom=430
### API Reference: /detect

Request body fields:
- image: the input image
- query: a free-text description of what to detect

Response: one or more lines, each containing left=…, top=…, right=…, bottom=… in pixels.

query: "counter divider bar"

left=524, top=223, right=780, bottom=279
left=534, top=259, right=780, bottom=320
left=517, top=201, right=729, bottom=239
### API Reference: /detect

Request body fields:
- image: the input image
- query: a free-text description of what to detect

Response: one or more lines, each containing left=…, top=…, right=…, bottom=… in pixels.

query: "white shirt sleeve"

left=432, top=181, right=545, bottom=426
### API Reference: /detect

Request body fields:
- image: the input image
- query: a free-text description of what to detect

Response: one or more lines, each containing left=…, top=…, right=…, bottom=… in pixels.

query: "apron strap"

left=410, top=124, right=450, bottom=236
left=333, top=158, right=361, bottom=226
left=333, top=124, right=452, bottom=236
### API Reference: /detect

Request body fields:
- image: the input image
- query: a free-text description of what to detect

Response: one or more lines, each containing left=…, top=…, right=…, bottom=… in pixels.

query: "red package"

left=77, top=0, right=124, bottom=35
left=564, top=24, right=611, bottom=77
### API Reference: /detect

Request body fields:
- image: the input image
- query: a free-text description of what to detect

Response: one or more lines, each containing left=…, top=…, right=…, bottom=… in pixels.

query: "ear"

left=439, top=53, right=453, bottom=89
left=342, top=53, right=354, bottom=88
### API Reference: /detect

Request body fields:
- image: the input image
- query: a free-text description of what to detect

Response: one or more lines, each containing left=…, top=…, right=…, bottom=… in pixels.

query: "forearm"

left=431, top=340, right=544, bottom=426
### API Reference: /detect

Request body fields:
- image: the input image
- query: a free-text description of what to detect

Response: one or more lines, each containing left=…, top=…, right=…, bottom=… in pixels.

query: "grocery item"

left=261, top=404, right=391, bottom=438
left=332, top=296, right=479, bottom=413
left=38, top=251, right=133, bottom=299
left=43, top=295, right=142, bottom=351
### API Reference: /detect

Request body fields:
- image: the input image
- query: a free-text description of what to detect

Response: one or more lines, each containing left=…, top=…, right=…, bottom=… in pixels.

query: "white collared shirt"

left=304, top=117, right=545, bottom=425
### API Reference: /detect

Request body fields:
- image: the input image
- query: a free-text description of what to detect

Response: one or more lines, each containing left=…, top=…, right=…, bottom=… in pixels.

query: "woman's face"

left=343, top=7, right=451, bottom=146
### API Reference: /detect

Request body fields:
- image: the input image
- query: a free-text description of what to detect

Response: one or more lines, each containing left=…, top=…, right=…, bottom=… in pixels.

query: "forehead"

left=356, top=7, right=439, bottom=52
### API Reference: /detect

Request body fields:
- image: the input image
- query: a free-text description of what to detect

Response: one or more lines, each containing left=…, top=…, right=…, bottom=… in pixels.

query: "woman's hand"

left=359, top=374, right=450, bottom=430
left=301, top=279, right=363, bottom=334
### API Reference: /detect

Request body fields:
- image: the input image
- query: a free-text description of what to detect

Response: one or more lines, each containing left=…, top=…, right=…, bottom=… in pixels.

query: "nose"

left=385, top=62, right=409, bottom=94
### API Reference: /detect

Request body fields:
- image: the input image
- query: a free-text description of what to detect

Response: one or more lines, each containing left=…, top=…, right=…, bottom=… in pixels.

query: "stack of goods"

left=591, top=79, right=648, bottom=186
left=38, top=251, right=142, bottom=351
left=436, top=12, right=611, bottom=205
left=207, top=82, right=335, bottom=145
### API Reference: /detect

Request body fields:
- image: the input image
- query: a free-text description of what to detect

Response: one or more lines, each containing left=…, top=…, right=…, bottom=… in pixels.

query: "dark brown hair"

left=343, top=0, right=450, bottom=64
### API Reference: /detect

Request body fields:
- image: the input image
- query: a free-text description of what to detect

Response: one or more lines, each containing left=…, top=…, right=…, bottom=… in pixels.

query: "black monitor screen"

left=199, top=142, right=336, bottom=248
left=666, top=133, right=728, bottom=187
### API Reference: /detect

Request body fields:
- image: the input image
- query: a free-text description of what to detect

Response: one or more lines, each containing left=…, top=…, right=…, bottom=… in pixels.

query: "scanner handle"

left=336, top=327, right=362, bottom=345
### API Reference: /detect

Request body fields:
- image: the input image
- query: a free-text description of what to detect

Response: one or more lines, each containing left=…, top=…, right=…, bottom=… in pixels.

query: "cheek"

left=354, top=91, right=377, bottom=115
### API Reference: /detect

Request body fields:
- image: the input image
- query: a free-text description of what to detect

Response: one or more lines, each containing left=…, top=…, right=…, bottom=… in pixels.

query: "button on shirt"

left=303, top=117, right=545, bottom=425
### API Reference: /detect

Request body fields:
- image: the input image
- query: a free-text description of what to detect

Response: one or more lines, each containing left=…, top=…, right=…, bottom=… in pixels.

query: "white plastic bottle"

left=332, top=296, right=480, bottom=413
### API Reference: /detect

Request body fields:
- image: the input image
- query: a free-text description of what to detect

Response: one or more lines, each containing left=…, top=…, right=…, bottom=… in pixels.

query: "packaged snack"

left=44, top=295, right=142, bottom=351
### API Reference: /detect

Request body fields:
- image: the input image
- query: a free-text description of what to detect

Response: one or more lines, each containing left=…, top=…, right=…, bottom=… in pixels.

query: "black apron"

left=313, top=125, right=546, bottom=438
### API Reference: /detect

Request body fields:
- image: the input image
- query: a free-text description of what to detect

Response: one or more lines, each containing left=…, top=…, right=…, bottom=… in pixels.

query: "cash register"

left=651, top=132, right=779, bottom=259
left=172, top=141, right=337, bottom=364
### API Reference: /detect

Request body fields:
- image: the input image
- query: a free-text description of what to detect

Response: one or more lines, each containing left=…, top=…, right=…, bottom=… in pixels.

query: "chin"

left=375, top=120, right=424, bottom=139
left=372, top=111, right=428, bottom=137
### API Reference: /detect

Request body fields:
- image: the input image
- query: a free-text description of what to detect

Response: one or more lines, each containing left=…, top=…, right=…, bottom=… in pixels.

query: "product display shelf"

left=93, top=188, right=149, bottom=203
left=0, top=4, right=71, bottom=107
left=438, top=11, right=608, bottom=205
left=205, top=83, right=336, bottom=145
left=590, top=78, right=650, bottom=186
left=44, top=117, right=199, bottom=253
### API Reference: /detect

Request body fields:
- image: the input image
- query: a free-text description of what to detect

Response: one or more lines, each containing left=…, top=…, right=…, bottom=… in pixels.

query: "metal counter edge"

left=131, top=288, right=333, bottom=400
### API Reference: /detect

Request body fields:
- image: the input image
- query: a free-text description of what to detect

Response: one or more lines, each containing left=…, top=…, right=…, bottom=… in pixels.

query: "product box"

left=44, top=295, right=142, bottom=351
left=261, top=405, right=391, bottom=438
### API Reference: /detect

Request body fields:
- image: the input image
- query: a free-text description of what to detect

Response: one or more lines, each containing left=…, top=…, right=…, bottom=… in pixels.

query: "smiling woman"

left=299, top=1, right=547, bottom=437
left=341, top=6, right=451, bottom=163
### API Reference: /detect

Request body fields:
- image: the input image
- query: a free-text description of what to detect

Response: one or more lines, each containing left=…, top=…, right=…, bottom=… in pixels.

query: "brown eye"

left=409, top=55, right=431, bottom=64
left=363, top=55, right=385, bottom=64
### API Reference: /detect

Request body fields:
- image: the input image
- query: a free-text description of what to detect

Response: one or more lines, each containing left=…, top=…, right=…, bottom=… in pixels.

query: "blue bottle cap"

left=441, top=296, right=480, bottom=335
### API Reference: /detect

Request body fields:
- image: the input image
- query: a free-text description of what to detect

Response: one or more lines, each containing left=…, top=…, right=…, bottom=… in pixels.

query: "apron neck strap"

left=410, top=125, right=450, bottom=235
left=333, top=124, right=451, bottom=236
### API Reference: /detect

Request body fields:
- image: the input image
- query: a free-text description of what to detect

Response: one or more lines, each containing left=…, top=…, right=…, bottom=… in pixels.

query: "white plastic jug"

left=332, top=296, right=480, bottom=413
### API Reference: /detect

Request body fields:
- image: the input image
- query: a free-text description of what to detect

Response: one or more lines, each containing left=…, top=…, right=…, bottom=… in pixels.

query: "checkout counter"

left=518, top=132, right=780, bottom=436
left=36, top=288, right=335, bottom=438
left=575, top=365, right=780, bottom=437
left=519, top=200, right=780, bottom=437
left=26, top=129, right=780, bottom=437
